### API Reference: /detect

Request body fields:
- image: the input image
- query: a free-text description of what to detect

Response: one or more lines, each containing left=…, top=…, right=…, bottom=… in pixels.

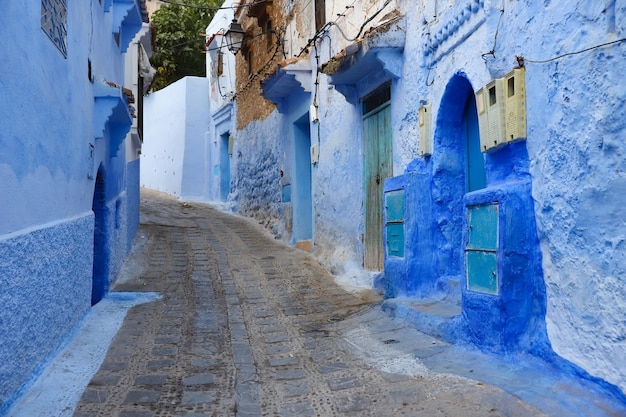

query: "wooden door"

left=363, top=98, right=392, bottom=270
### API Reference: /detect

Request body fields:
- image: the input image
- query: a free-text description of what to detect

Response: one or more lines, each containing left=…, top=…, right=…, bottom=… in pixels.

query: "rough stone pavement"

left=72, top=189, right=547, bottom=417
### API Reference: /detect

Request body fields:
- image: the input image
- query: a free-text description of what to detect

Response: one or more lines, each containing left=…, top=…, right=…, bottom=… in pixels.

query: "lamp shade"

left=225, top=19, right=245, bottom=54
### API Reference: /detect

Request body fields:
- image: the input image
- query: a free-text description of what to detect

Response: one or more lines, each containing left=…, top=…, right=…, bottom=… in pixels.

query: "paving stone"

left=317, top=362, right=349, bottom=374
left=253, top=310, right=276, bottom=318
left=328, top=376, right=362, bottom=391
left=258, top=325, right=284, bottom=334
left=191, top=358, right=219, bottom=368
left=268, top=356, right=299, bottom=367
left=274, top=369, right=305, bottom=380
left=155, top=336, right=181, bottom=344
left=236, top=403, right=263, bottom=417
left=100, top=361, right=128, bottom=372
left=124, top=390, right=161, bottom=404
left=152, top=345, right=178, bottom=356
left=80, top=389, right=109, bottom=403
left=89, top=374, right=121, bottom=386
left=146, top=359, right=176, bottom=370
left=283, top=308, right=307, bottom=316
left=183, top=373, right=215, bottom=385
left=309, top=350, right=335, bottom=362
left=181, top=390, right=215, bottom=405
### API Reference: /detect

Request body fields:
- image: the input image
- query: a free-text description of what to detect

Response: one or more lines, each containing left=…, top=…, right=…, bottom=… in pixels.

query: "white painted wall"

left=141, top=76, right=209, bottom=199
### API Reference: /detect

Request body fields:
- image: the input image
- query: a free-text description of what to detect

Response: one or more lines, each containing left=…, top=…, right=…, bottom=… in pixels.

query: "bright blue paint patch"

left=466, top=251, right=498, bottom=294
left=385, top=190, right=404, bottom=223
left=292, top=115, right=313, bottom=242
left=467, top=203, right=498, bottom=250
left=220, top=133, right=231, bottom=202
left=464, top=95, right=486, bottom=192
left=466, top=203, right=498, bottom=294
left=385, top=224, right=404, bottom=258
left=281, top=184, right=292, bottom=203
left=383, top=73, right=549, bottom=356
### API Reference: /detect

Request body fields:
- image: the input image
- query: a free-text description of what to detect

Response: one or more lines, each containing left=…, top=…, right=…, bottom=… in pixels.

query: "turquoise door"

left=464, top=95, right=486, bottom=192
left=293, top=116, right=313, bottom=245
left=363, top=86, right=392, bottom=270
left=220, top=133, right=230, bottom=202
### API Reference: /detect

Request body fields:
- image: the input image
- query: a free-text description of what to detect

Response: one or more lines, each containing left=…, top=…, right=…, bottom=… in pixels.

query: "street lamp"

left=225, top=19, right=245, bottom=54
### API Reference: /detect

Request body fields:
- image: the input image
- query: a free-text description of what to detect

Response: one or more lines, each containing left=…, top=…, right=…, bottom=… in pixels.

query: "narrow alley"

left=10, top=190, right=623, bottom=417
left=57, top=189, right=548, bottom=417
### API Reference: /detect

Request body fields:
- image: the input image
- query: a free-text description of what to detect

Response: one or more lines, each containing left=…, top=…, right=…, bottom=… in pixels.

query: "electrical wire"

left=232, top=27, right=284, bottom=99
left=157, top=0, right=269, bottom=11
left=519, top=37, right=626, bottom=64
left=332, top=0, right=392, bottom=42
left=481, top=5, right=504, bottom=60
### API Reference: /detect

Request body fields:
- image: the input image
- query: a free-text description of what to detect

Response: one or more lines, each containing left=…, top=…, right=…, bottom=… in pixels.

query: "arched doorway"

left=92, top=167, right=108, bottom=305
left=431, top=74, right=485, bottom=292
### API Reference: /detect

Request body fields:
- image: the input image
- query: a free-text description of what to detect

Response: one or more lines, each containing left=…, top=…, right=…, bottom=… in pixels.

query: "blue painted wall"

left=0, top=0, right=143, bottom=411
left=213, top=0, right=626, bottom=395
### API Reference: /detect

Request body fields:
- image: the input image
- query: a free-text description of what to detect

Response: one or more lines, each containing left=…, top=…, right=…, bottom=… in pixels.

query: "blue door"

left=293, top=115, right=313, bottom=248
left=220, top=133, right=230, bottom=202
left=464, top=95, right=486, bottom=192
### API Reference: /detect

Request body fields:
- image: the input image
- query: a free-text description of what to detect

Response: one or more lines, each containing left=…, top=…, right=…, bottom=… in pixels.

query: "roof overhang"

left=261, top=58, right=312, bottom=113
left=323, top=11, right=405, bottom=105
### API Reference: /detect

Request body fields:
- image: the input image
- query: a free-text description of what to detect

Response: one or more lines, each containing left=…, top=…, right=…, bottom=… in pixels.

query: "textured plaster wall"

left=221, top=0, right=626, bottom=393
left=0, top=215, right=93, bottom=412
left=181, top=77, right=210, bottom=201
left=522, top=2, right=626, bottom=393
left=142, top=78, right=189, bottom=196
left=312, top=77, right=367, bottom=273
left=142, top=77, right=209, bottom=201
left=392, top=0, right=626, bottom=393
left=231, top=112, right=287, bottom=235
left=0, top=0, right=141, bottom=409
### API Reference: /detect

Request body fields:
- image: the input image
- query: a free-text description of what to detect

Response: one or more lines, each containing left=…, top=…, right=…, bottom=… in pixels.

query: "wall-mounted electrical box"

left=477, top=68, right=527, bottom=152
left=504, top=67, right=527, bottom=142
left=418, top=104, right=432, bottom=157
left=228, top=135, right=234, bottom=155
left=310, top=104, right=319, bottom=123
left=310, top=144, right=319, bottom=164
left=477, top=78, right=506, bottom=152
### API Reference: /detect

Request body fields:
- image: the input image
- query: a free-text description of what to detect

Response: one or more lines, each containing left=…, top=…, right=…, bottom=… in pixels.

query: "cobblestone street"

left=72, top=189, right=546, bottom=417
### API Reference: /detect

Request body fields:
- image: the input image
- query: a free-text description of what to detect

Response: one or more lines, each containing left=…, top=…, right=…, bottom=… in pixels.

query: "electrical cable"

left=519, top=37, right=626, bottom=64
left=232, top=26, right=284, bottom=99
left=332, top=0, right=392, bottom=42
left=481, top=4, right=504, bottom=60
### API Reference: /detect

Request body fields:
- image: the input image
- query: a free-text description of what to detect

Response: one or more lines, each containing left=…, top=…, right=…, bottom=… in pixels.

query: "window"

left=41, top=0, right=68, bottom=58
left=315, top=0, right=326, bottom=32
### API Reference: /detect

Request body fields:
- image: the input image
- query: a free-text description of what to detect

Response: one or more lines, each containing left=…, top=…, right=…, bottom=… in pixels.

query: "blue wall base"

left=0, top=214, right=93, bottom=410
